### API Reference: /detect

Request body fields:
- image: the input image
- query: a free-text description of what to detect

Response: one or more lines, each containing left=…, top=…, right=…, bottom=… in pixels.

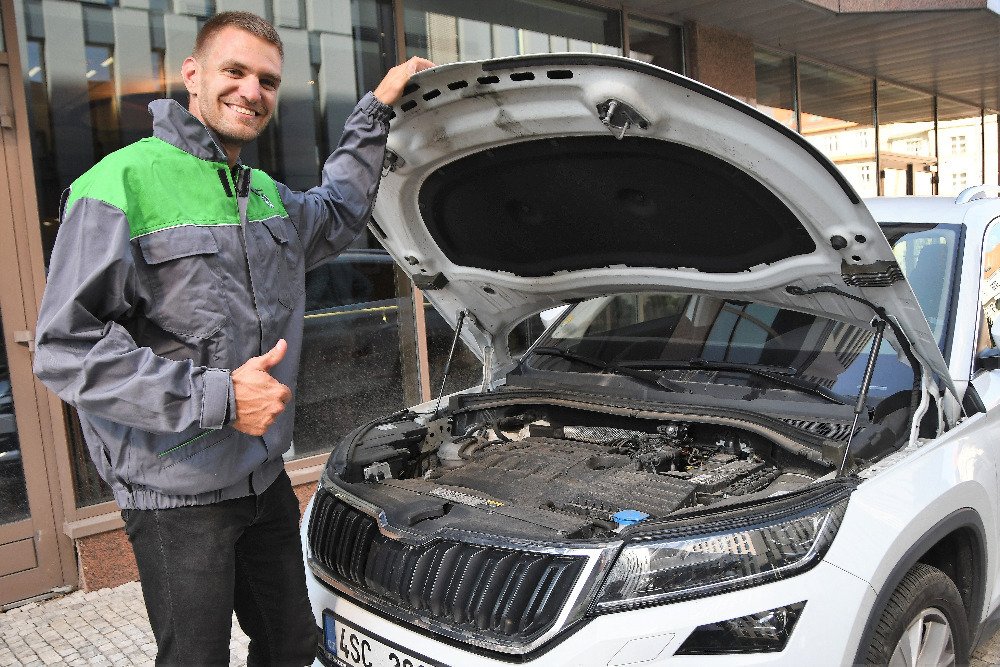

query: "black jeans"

left=121, top=471, right=317, bottom=666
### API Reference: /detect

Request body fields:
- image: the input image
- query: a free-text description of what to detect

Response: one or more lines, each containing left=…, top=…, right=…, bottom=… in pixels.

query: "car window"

left=979, top=217, right=1000, bottom=359
left=880, top=223, right=962, bottom=352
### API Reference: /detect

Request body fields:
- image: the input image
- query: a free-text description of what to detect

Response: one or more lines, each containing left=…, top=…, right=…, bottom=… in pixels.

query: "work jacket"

left=33, top=93, right=391, bottom=509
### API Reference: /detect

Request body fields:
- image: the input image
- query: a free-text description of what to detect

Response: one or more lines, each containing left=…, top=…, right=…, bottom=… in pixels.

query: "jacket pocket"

left=136, top=225, right=228, bottom=338
left=128, top=426, right=251, bottom=497
left=260, top=217, right=305, bottom=310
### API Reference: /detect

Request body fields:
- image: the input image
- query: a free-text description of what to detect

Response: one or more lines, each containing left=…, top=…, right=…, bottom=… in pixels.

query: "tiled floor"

left=0, top=582, right=248, bottom=666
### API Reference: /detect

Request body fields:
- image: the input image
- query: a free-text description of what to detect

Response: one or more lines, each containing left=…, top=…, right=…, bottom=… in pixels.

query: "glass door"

left=0, top=0, right=72, bottom=605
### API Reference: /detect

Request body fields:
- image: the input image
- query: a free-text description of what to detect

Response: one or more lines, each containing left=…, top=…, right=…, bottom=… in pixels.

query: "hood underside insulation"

left=418, top=135, right=817, bottom=276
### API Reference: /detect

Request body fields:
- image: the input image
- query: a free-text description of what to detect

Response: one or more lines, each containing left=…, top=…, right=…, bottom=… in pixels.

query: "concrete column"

left=685, top=22, right=756, bottom=103
left=40, top=0, right=92, bottom=185
left=491, top=25, right=517, bottom=57
left=457, top=18, right=491, bottom=61
left=319, top=31, right=358, bottom=157
left=275, top=29, right=318, bottom=189
left=273, top=0, right=303, bottom=28
left=519, top=29, right=549, bottom=55
left=112, top=7, right=156, bottom=146
left=172, top=0, right=211, bottom=18
left=306, top=0, right=351, bottom=34
left=163, top=13, right=196, bottom=102
left=216, top=0, right=267, bottom=18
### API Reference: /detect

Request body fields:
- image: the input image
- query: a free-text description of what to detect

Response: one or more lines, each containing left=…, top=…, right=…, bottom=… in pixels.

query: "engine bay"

left=332, top=401, right=835, bottom=541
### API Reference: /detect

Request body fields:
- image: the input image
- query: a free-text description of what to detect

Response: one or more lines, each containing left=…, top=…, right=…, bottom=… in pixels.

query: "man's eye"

left=225, top=68, right=241, bottom=76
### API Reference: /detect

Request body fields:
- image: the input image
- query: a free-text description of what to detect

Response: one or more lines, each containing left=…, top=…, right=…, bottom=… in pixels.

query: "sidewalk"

left=3, top=578, right=1000, bottom=666
left=0, top=582, right=249, bottom=666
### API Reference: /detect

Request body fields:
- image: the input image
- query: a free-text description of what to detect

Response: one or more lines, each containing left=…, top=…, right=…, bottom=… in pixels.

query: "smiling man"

left=33, top=11, right=432, bottom=666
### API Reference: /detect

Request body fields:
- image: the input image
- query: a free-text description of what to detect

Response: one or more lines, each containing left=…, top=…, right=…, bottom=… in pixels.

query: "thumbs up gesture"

left=231, top=339, right=292, bottom=436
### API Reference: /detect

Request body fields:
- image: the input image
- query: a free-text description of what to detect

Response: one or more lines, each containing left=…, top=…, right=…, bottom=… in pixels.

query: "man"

left=33, top=11, right=432, bottom=665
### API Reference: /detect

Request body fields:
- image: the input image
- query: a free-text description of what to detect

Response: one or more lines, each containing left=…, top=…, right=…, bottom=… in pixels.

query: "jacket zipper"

left=230, top=165, right=265, bottom=353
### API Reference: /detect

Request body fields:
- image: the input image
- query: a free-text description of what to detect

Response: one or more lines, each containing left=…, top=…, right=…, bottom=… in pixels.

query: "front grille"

left=308, top=489, right=587, bottom=645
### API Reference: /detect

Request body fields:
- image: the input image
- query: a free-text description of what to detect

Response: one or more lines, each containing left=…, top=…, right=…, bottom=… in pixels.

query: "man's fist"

left=231, top=339, right=292, bottom=436
left=373, top=56, right=436, bottom=106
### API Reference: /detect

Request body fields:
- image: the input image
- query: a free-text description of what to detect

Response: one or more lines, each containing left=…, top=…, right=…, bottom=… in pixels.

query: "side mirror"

left=977, top=349, right=1000, bottom=372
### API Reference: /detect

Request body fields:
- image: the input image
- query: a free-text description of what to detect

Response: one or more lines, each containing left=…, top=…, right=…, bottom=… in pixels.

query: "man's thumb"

left=256, top=339, right=287, bottom=370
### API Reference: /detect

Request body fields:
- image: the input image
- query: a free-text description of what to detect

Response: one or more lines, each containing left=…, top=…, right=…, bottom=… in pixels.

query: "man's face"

left=182, top=26, right=282, bottom=157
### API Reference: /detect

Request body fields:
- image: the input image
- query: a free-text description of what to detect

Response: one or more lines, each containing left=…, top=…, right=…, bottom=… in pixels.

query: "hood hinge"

left=382, top=149, right=404, bottom=176
left=597, top=99, right=649, bottom=140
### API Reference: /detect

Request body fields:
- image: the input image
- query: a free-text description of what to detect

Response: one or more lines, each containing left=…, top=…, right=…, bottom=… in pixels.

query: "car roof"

left=865, top=194, right=1000, bottom=236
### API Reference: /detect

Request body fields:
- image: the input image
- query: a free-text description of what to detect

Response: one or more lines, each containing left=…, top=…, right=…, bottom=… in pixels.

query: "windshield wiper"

left=529, top=346, right=687, bottom=393
left=627, top=358, right=850, bottom=406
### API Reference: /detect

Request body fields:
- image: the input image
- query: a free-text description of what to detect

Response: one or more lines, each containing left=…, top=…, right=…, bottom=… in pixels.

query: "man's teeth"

left=230, top=105, right=255, bottom=116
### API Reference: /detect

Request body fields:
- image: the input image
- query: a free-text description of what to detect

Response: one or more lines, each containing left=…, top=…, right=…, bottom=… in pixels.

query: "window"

left=628, top=16, right=683, bottom=73
left=979, top=220, right=1000, bottom=362
left=883, top=224, right=961, bottom=349
left=798, top=61, right=876, bottom=197
left=294, top=250, right=408, bottom=459
left=877, top=81, right=935, bottom=196
left=938, top=98, right=983, bottom=195
left=403, top=0, right=622, bottom=64
left=753, top=48, right=797, bottom=131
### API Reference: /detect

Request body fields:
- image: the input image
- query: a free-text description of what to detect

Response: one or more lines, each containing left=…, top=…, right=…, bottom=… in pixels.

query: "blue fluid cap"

left=613, top=509, right=650, bottom=527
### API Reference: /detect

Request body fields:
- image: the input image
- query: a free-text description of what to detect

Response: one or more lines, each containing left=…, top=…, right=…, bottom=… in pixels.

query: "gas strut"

left=839, top=318, right=886, bottom=476
left=434, top=310, right=467, bottom=415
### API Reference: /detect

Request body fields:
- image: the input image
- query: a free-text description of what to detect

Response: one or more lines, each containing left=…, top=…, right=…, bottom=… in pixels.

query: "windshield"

left=881, top=223, right=962, bottom=353
left=524, top=292, right=914, bottom=406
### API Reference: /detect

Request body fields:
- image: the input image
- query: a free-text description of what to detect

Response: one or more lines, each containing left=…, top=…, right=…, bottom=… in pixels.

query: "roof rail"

left=955, top=185, right=1000, bottom=204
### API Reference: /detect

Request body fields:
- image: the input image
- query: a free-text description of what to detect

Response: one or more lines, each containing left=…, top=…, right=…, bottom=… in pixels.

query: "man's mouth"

left=226, top=103, right=259, bottom=117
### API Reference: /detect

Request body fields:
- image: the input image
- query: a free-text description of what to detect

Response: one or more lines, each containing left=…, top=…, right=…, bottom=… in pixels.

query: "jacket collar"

left=148, top=99, right=232, bottom=164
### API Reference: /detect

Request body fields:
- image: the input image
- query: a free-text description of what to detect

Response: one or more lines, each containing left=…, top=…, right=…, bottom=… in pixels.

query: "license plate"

left=322, top=611, right=448, bottom=667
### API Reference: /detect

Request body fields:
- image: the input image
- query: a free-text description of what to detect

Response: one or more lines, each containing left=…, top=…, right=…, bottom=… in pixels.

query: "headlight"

left=593, top=496, right=848, bottom=613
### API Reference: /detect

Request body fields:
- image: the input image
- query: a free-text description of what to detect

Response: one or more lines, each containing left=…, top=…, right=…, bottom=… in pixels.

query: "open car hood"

left=372, top=54, right=953, bottom=391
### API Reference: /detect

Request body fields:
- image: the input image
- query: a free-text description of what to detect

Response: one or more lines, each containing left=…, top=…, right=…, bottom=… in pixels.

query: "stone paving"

left=0, top=582, right=249, bottom=666
left=2, top=578, right=1000, bottom=666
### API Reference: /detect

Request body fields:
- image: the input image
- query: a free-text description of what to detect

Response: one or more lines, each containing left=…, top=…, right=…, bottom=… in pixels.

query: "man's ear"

left=181, top=56, right=199, bottom=96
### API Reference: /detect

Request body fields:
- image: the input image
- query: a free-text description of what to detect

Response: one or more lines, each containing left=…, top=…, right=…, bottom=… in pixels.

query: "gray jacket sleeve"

left=33, top=198, right=232, bottom=434
left=277, top=91, right=392, bottom=269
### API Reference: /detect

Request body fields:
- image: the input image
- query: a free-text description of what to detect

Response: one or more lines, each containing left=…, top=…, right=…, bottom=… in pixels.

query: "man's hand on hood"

left=374, top=56, right=436, bottom=106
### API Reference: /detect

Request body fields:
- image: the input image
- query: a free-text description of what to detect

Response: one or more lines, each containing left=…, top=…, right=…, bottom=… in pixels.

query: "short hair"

left=194, top=11, right=284, bottom=59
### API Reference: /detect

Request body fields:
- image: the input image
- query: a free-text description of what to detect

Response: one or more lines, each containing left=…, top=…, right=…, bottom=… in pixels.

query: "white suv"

left=301, top=54, right=1000, bottom=666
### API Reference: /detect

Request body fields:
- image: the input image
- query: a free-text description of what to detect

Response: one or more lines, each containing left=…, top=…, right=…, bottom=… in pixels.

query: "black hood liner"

left=418, top=135, right=816, bottom=277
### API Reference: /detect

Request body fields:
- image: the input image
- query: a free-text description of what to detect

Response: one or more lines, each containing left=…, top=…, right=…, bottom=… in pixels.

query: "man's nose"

left=237, top=78, right=263, bottom=104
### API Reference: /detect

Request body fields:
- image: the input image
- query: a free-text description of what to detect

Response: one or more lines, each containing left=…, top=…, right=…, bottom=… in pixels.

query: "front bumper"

left=301, top=496, right=877, bottom=667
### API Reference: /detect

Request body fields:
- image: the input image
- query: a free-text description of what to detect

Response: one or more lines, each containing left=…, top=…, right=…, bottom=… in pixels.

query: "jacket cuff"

left=361, top=91, right=393, bottom=129
left=200, top=367, right=232, bottom=429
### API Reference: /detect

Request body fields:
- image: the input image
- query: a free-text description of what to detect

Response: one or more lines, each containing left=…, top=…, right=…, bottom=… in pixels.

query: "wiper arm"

left=686, top=358, right=850, bottom=406
left=624, top=358, right=847, bottom=405
left=529, top=346, right=686, bottom=393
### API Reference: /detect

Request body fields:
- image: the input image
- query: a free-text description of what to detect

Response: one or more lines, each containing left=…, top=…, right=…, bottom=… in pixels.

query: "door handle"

left=13, top=330, right=34, bottom=351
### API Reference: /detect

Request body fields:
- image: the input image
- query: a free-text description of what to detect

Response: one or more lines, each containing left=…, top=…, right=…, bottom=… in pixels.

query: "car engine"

left=333, top=402, right=832, bottom=540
